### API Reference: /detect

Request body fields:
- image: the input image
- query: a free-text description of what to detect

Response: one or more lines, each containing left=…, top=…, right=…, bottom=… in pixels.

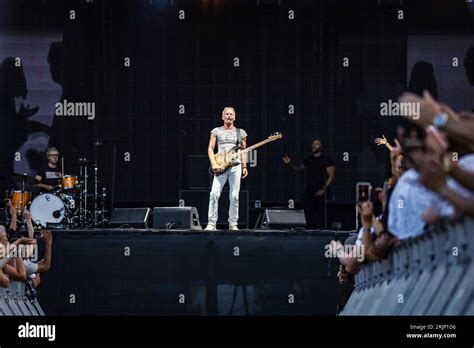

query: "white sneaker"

left=229, top=224, right=239, bottom=231
left=204, top=223, right=216, bottom=231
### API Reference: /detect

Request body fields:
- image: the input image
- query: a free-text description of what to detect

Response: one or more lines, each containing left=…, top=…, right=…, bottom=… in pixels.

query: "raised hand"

left=425, top=126, right=448, bottom=156
left=357, top=201, right=374, bottom=226
left=398, top=90, right=442, bottom=127
left=418, top=153, right=447, bottom=193
left=390, top=139, right=402, bottom=159
left=22, top=208, right=32, bottom=222
left=374, top=135, right=388, bottom=146
left=11, top=238, right=36, bottom=246
left=8, top=201, right=16, bottom=216
left=358, top=201, right=374, bottom=218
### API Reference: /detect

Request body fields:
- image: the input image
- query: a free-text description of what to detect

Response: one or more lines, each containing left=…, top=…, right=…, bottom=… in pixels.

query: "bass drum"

left=30, top=193, right=65, bottom=227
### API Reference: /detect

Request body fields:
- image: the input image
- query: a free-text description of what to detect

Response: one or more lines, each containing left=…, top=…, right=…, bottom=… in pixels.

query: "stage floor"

left=48, top=227, right=353, bottom=235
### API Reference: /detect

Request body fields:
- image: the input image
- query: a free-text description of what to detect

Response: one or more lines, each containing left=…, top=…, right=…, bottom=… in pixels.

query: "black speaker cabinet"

left=110, top=208, right=151, bottom=229
left=153, top=207, right=201, bottom=230
left=186, top=155, right=213, bottom=189
left=261, top=209, right=306, bottom=229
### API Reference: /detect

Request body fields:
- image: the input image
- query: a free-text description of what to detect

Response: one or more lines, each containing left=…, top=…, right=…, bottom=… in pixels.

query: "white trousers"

left=208, top=164, right=241, bottom=225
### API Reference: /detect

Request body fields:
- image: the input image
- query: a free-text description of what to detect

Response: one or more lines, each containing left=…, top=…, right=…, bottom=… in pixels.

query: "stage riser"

left=38, top=230, right=347, bottom=315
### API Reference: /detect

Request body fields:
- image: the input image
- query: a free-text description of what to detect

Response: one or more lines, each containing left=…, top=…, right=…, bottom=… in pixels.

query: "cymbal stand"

left=95, top=187, right=109, bottom=226
left=19, top=174, right=27, bottom=224
left=94, top=163, right=98, bottom=227
left=4, top=190, right=10, bottom=226
left=79, top=160, right=84, bottom=228
left=84, top=161, right=88, bottom=228
left=102, top=187, right=109, bottom=225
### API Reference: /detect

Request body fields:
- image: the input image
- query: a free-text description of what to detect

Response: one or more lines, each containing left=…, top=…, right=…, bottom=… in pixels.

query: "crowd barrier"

left=341, top=218, right=474, bottom=315
left=0, top=280, right=45, bottom=316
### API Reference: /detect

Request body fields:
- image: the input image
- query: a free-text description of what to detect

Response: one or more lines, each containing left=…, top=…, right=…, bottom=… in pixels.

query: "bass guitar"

left=209, top=133, right=283, bottom=176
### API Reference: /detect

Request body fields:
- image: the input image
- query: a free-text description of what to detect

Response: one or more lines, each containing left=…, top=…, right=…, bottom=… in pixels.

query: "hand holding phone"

left=426, top=125, right=448, bottom=156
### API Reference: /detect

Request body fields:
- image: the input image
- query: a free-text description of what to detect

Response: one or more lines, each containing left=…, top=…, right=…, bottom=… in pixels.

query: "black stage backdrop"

left=1, top=0, right=474, bottom=206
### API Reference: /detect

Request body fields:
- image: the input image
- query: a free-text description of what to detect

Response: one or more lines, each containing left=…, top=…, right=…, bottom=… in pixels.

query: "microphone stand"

left=324, top=186, right=327, bottom=230
left=94, top=140, right=101, bottom=228
left=20, top=174, right=27, bottom=225
left=110, top=144, right=116, bottom=218
left=79, top=159, right=83, bottom=228
left=94, top=163, right=98, bottom=227
left=84, top=160, right=88, bottom=228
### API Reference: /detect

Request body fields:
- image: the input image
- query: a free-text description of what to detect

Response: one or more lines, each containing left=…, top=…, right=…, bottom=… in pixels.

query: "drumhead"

left=30, top=193, right=65, bottom=227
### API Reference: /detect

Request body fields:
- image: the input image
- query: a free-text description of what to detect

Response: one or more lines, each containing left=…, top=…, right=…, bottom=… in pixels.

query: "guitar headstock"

left=268, top=132, right=283, bottom=142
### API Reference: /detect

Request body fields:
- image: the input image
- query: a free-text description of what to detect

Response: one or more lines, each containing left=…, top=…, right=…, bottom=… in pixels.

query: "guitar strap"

left=236, top=128, right=242, bottom=148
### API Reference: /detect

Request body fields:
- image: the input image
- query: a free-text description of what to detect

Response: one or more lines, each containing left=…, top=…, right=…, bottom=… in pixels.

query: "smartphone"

left=356, top=182, right=372, bottom=203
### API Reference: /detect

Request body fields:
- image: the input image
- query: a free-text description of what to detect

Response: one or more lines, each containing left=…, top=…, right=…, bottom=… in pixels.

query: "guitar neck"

left=238, top=138, right=273, bottom=155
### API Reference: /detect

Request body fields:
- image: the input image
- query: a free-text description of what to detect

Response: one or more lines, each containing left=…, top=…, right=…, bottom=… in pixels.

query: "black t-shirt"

left=37, top=164, right=61, bottom=188
left=302, top=153, right=335, bottom=193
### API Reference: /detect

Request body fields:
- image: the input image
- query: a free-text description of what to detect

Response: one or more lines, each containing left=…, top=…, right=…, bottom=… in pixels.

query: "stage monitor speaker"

left=179, top=190, right=249, bottom=227
left=110, top=208, right=151, bottom=229
left=153, top=207, right=202, bottom=230
left=261, top=209, right=306, bottom=229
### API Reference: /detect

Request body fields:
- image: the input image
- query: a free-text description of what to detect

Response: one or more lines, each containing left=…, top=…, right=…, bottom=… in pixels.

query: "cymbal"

left=11, top=173, right=39, bottom=185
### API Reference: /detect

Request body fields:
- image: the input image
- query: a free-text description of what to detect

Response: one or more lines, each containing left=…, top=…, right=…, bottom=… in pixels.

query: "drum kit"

left=5, top=159, right=109, bottom=229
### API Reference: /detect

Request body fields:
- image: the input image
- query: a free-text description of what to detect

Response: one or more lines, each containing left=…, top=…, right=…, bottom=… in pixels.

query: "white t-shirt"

left=387, top=155, right=474, bottom=241
left=448, top=154, right=474, bottom=198
left=388, top=169, right=454, bottom=240
left=211, top=127, right=248, bottom=154
left=23, top=259, right=38, bottom=277
left=355, top=226, right=375, bottom=246
left=5, top=260, right=37, bottom=296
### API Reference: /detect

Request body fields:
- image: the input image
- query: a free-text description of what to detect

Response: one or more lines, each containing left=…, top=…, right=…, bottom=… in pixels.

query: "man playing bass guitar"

left=205, top=106, right=248, bottom=231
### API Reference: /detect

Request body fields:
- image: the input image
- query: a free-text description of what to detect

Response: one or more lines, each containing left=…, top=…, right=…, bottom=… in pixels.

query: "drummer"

left=34, top=147, right=62, bottom=192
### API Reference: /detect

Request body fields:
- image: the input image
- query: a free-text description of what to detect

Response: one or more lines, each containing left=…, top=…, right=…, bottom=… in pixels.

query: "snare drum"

left=10, top=190, right=32, bottom=214
left=60, top=175, right=80, bottom=194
